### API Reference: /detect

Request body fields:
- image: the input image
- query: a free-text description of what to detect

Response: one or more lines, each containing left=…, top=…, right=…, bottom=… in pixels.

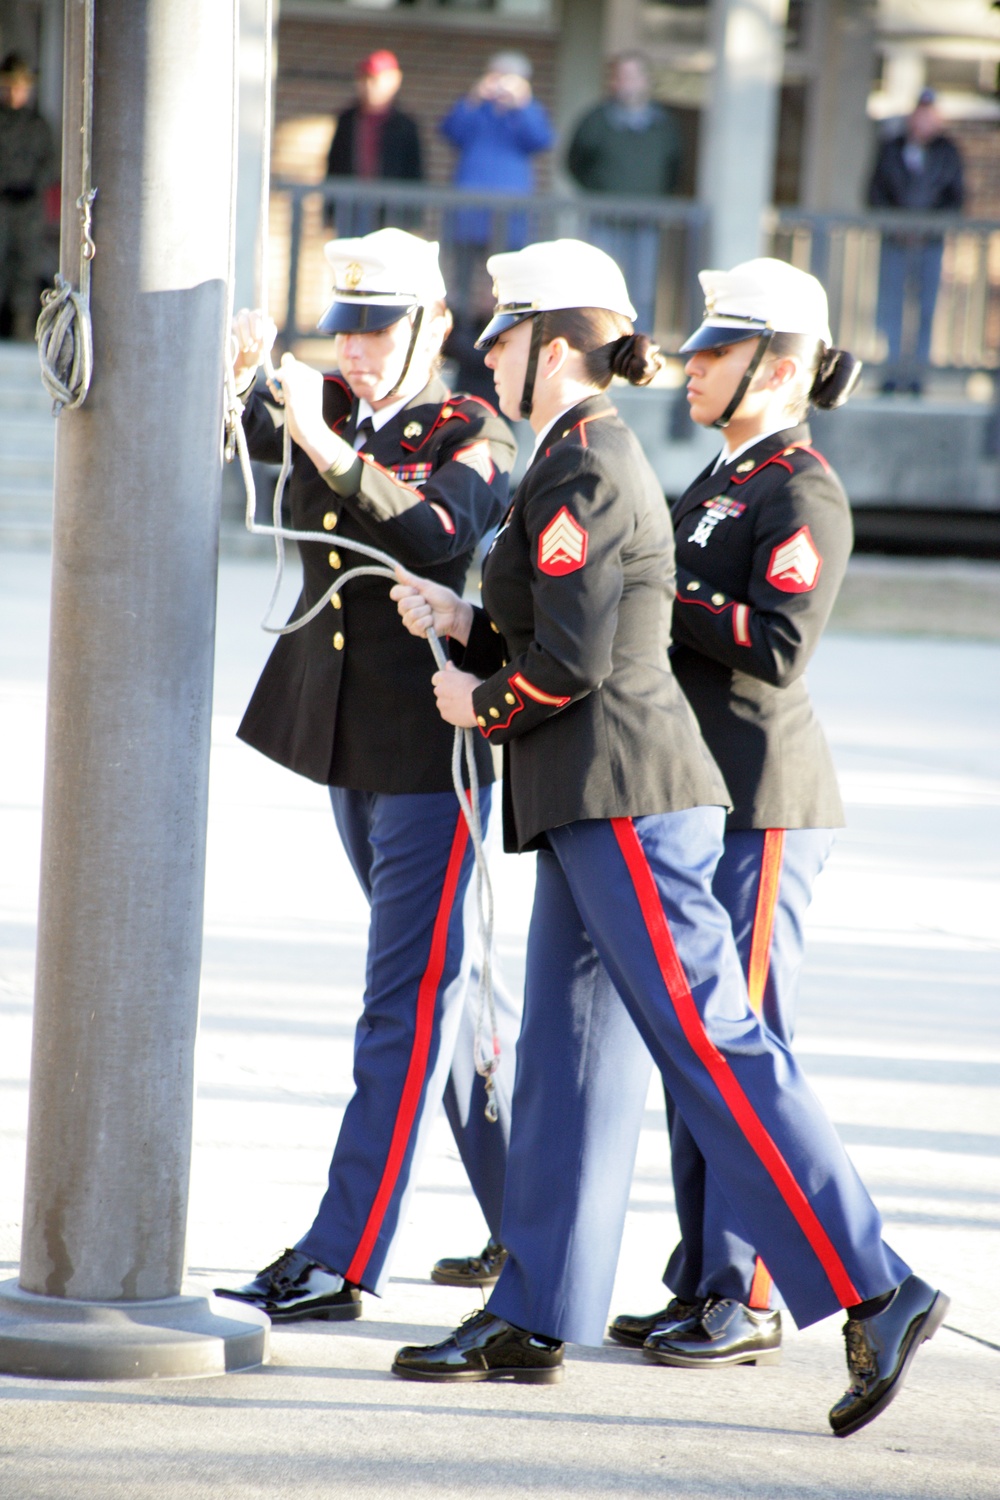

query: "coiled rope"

left=36, top=0, right=97, bottom=415
left=222, top=0, right=500, bottom=1117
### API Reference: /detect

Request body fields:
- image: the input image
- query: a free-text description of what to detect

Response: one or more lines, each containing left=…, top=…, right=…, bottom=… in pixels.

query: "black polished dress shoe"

left=608, top=1297, right=703, bottom=1349
left=213, top=1247, right=362, bottom=1324
left=392, top=1309, right=564, bottom=1383
left=829, top=1275, right=949, bottom=1437
left=431, top=1237, right=508, bottom=1288
left=642, top=1296, right=781, bottom=1367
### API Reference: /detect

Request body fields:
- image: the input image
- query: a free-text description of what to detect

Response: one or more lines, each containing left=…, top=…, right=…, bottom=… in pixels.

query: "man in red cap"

left=325, top=50, right=422, bottom=235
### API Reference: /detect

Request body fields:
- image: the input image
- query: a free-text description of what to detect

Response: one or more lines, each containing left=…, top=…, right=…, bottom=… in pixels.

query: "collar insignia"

left=404, top=421, right=423, bottom=439
left=735, top=459, right=755, bottom=473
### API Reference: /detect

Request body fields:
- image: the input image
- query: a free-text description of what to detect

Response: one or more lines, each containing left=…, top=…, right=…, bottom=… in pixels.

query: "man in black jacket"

left=0, top=53, right=55, bottom=341
left=324, top=50, right=422, bottom=236
left=868, top=88, right=964, bottom=393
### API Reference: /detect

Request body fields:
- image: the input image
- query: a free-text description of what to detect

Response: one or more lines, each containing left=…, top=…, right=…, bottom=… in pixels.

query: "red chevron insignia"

left=765, top=526, right=822, bottom=593
left=538, top=506, right=588, bottom=576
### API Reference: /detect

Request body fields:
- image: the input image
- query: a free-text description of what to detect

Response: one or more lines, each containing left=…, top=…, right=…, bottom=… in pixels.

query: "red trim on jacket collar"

left=729, top=440, right=830, bottom=486
left=399, top=398, right=472, bottom=453
left=543, top=407, right=617, bottom=458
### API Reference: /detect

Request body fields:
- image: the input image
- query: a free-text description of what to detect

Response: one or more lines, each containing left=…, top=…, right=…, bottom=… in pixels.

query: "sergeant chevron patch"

left=765, top=525, right=822, bottom=593
left=452, top=440, right=495, bottom=484
left=538, top=506, right=588, bottom=576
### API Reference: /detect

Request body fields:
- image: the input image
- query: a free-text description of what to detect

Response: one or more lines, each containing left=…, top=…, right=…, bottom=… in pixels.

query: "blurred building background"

left=2, top=0, right=1000, bottom=546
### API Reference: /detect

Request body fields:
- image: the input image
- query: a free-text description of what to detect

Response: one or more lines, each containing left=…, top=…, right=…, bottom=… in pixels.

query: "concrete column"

left=0, top=0, right=267, bottom=1378
left=698, top=0, right=790, bottom=268
left=555, top=0, right=604, bottom=139
left=37, top=0, right=64, bottom=131
left=801, top=0, right=878, bottom=212
left=234, top=0, right=278, bottom=309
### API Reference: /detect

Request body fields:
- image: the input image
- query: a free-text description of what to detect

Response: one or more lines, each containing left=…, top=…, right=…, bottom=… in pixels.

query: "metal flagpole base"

left=0, top=1280, right=269, bottom=1380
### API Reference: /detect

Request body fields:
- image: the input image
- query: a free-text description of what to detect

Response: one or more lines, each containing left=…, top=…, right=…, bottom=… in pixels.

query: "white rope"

left=222, top=0, right=500, bottom=1118
left=36, top=0, right=96, bottom=414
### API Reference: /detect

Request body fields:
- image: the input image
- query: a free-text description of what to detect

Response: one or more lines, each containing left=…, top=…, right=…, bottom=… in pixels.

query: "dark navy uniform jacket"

left=456, top=393, right=728, bottom=853
left=670, top=422, right=852, bottom=830
left=237, top=373, right=516, bottom=793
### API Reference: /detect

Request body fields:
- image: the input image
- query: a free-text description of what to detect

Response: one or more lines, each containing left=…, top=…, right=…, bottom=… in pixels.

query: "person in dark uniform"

left=388, top=239, right=947, bottom=1438
left=213, top=228, right=520, bottom=1323
left=608, top=257, right=862, bottom=1369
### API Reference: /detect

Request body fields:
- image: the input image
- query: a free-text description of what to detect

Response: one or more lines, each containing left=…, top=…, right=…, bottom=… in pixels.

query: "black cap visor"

left=680, top=319, right=769, bottom=355
left=317, top=298, right=413, bottom=336
left=475, top=308, right=537, bottom=351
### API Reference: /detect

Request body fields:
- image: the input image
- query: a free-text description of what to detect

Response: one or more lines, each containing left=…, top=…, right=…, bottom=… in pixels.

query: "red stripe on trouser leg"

left=345, top=810, right=470, bottom=1284
left=748, top=1257, right=773, bottom=1310
left=609, top=817, right=861, bottom=1309
left=742, top=830, right=784, bottom=1304
left=747, top=829, right=784, bottom=1016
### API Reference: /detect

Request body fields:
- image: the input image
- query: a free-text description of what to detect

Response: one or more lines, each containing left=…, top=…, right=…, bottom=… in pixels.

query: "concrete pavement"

left=1, top=545, right=998, bottom=1498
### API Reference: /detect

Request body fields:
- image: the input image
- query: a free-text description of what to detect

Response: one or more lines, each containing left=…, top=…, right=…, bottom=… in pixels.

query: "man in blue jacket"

left=440, top=51, right=553, bottom=320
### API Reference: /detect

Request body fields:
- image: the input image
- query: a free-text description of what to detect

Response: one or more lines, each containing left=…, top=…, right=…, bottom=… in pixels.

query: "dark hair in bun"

left=767, top=331, right=861, bottom=416
left=810, top=346, right=862, bottom=409
left=536, top=307, right=662, bottom=390
left=605, top=332, right=661, bottom=386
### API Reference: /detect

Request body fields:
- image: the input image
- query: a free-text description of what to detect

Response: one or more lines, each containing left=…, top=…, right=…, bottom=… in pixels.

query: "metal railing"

left=265, top=185, right=1000, bottom=378
left=771, top=207, right=1000, bottom=374
left=268, top=178, right=710, bottom=348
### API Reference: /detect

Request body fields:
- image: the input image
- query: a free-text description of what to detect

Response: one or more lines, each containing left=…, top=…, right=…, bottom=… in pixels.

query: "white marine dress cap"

left=318, top=227, right=448, bottom=334
left=680, top=257, right=833, bottom=353
left=476, top=238, right=638, bottom=349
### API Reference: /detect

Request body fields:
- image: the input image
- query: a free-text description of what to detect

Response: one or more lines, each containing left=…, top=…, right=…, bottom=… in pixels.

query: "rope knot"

left=36, top=275, right=94, bottom=415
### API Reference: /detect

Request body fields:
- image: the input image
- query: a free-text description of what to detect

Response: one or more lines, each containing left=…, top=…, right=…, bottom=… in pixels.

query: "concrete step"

left=0, top=433, right=56, bottom=460
left=0, top=343, right=56, bottom=418
left=0, top=453, right=54, bottom=481
left=0, top=479, right=53, bottom=508
left=0, top=385, right=51, bottom=416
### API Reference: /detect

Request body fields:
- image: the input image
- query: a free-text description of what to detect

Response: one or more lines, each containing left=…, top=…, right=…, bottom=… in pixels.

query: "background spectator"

left=567, top=53, right=681, bottom=199
left=439, top=51, right=553, bottom=319
left=438, top=51, right=553, bottom=396
left=868, top=87, right=964, bottom=394
left=325, top=49, right=422, bottom=235
left=0, top=52, right=56, bottom=342
left=566, top=54, right=682, bottom=335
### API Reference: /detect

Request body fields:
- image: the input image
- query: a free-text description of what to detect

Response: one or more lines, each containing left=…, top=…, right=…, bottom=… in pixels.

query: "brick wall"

left=274, top=15, right=559, bottom=188
left=952, top=121, right=1000, bottom=220
left=270, top=14, right=559, bottom=332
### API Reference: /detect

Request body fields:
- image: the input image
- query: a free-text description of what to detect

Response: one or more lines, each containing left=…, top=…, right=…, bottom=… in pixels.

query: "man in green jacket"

left=566, top=54, right=683, bottom=334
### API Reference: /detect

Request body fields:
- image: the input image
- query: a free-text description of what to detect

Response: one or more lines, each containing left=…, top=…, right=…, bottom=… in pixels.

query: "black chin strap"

left=519, top=315, right=545, bottom=420
left=386, top=305, right=424, bottom=399
left=713, top=329, right=774, bottom=430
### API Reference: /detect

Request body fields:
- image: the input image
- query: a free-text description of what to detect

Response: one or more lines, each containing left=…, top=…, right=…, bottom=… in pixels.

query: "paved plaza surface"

left=0, top=545, right=998, bottom=1499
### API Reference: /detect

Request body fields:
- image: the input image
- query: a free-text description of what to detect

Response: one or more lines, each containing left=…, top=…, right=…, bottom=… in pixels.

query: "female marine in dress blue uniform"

left=610, top=259, right=863, bottom=1369
left=388, top=239, right=947, bottom=1437
left=214, top=230, right=521, bottom=1321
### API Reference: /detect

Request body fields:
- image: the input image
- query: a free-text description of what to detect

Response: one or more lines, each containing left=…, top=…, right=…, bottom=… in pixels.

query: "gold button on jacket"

left=322, top=511, right=338, bottom=531
left=333, top=631, right=345, bottom=650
